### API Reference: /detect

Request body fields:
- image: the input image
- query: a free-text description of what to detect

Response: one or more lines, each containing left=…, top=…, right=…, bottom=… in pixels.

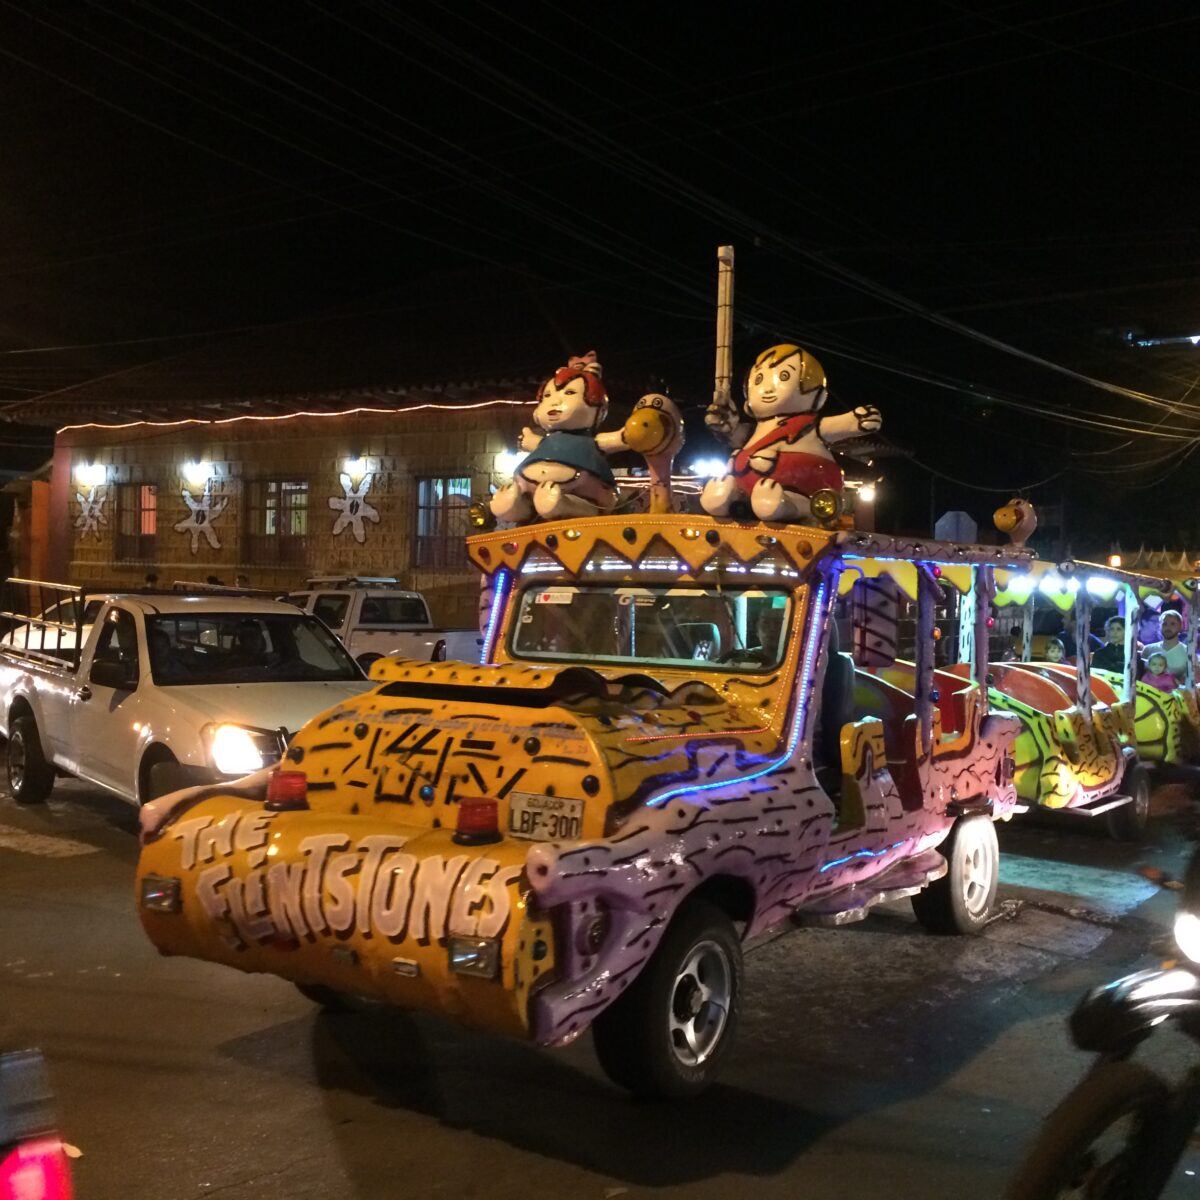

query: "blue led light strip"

left=480, top=568, right=510, bottom=665
left=646, top=578, right=829, bottom=808
left=819, top=840, right=904, bottom=873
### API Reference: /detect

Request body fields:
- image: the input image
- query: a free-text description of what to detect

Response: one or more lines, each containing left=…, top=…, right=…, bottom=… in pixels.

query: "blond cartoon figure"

left=490, top=352, right=625, bottom=523
left=701, top=343, right=881, bottom=522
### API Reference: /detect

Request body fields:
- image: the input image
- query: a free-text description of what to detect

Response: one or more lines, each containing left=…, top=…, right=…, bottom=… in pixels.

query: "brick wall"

left=57, top=401, right=528, bottom=628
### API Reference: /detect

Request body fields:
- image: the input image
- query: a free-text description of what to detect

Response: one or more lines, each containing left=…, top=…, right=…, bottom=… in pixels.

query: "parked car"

left=137, top=514, right=1027, bottom=1098
left=283, top=576, right=482, bottom=668
left=0, top=583, right=372, bottom=806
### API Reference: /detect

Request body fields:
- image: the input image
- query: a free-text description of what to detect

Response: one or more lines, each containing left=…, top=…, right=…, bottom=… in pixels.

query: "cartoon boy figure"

left=701, top=344, right=881, bottom=522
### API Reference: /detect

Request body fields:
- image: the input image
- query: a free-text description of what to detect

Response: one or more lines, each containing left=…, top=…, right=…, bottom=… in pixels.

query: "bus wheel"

left=911, top=814, right=998, bottom=935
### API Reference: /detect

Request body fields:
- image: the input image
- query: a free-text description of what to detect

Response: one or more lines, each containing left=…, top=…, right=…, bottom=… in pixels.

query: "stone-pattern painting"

left=329, top=472, right=381, bottom=543
left=174, top=480, right=229, bottom=553
left=74, top=486, right=107, bottom=540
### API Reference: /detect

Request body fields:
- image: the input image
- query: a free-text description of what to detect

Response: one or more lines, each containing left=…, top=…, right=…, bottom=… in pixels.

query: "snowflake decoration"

left=329, top=472, right=380, bottom=543
left=74, top=486, right=107, bottom=540
left=174, top=480, right=229, bottom=553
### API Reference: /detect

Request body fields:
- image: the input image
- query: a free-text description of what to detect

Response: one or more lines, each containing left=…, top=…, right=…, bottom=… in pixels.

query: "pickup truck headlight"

left=208, top=724, right=266, bottom=775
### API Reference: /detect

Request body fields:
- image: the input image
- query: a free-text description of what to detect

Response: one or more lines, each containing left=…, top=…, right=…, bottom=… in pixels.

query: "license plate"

left=507, top=792, right=585, bottom=842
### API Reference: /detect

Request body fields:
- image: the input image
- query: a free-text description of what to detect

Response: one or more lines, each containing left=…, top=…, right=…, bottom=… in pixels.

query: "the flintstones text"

left=170, top=811, right=522, bottom=951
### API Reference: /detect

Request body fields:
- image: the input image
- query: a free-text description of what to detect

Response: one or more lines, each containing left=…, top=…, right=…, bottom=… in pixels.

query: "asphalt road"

left=2, top=773, right=1199, bottom=1200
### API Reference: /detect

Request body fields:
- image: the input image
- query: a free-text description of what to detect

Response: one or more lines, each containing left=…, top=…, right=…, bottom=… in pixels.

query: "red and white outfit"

left=730, top=413, right=842, bottom=496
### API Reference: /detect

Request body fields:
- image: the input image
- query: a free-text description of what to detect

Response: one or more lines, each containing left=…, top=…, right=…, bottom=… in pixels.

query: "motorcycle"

left=1006, top=850, right=1200, bottom=1199
left=0, top=1050, right=73, bottom=1200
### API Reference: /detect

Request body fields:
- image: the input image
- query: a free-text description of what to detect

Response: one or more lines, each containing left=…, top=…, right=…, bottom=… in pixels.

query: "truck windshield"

left=509, top=584, right=793, bottom=671
left=146, top=613, right=363, bottom=685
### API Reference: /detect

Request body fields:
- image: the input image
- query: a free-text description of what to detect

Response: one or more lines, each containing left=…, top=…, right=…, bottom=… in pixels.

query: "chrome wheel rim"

left=9, top=734, right=25, bottom=792
left=668, top=939, right=731, bottom=1067
left=1133, top=780, right=1150, bottom=822
left=960, top=826, right=997, bottom=919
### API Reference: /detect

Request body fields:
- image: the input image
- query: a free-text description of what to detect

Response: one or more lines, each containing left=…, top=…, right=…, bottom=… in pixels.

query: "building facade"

left=50, top=396, right=527, bottom=627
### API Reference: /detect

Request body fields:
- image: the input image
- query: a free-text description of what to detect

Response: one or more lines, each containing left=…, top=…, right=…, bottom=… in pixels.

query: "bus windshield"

left=509, top=583, right=794, bottom=672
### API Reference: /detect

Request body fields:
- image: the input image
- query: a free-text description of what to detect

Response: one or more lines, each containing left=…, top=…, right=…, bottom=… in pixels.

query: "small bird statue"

left=622, top=393, right=685, bottom=513
left=994, top=497, right=1038, bottom=548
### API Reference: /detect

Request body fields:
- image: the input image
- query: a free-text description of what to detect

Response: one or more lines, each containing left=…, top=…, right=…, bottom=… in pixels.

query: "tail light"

left=454, top=796, right=501, bottom=845
left=0, top=1139, right=74, bottom=1199
left=265, top=770, right=309, bottom=811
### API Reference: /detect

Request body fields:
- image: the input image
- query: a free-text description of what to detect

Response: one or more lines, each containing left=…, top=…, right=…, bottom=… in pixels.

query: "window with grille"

left=246, top=479, right=308, bottom=565
left=115, top=483, right=157, bottom=562
left=415, top=477, right=471, bottom=568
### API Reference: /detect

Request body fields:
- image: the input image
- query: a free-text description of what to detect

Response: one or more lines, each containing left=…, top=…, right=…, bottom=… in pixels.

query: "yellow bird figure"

left=622, top=393, right=685, bottom=513
left=994, top=497, right=1038, bottom=548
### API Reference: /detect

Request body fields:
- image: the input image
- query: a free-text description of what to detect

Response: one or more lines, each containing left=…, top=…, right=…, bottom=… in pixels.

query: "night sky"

left=0, top=1, right=1198, bottom=548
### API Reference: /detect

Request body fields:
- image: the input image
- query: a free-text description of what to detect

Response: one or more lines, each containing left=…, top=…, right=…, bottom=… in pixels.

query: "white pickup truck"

left=0, top=586, right=372, bottom=806
left=283, top=577, right=482, bottom=669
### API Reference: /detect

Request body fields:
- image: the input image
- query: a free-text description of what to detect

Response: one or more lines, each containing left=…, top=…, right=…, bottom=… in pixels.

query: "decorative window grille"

left=415, top=477, right=472, bottom=568
left=246, top=479, right=308, bottom=565
left=115, top=483, right=157, bottom=562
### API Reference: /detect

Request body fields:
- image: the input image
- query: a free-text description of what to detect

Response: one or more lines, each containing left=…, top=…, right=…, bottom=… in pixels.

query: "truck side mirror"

left=91, top=659, right=138, bottom=691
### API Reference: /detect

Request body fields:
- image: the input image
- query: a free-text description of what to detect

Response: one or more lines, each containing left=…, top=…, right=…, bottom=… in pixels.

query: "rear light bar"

left=265, top=770, right=309, bottom=811
left=0, top=1138, right=74, bottom=1200
left=448, top=935, right=500, bottom=979
left=453, top=796, right=501, bottom=845
left=139, top=874, right=182, bottom=913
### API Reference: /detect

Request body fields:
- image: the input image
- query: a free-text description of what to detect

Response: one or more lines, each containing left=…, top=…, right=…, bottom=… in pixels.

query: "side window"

left=282, top=593, right=311, bottom=611
left=92, top=609, right=140, bottom=681
left=357, top=596, right=430, bottom=626
left=313, top=593, right=350, bottom=629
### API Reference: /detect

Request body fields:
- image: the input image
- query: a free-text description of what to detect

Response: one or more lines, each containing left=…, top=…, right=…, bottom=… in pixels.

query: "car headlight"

left=208, top=724, right=266, bottom=775
left=1175, top=911, right=1200, bottom=963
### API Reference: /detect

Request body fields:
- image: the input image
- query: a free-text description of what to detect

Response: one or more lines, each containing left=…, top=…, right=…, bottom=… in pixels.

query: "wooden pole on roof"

left=713, top=246, right=735, bottom=412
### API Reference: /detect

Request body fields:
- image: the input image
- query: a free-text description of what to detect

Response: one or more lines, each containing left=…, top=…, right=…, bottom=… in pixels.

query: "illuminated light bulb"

left=858, top=483, right=877, bottom=503
left=1108, top=554, right=1123, bottom=568
left=494, top=449, right=526, bottom=476
left=343, top=456, right=368, bottom=480
left=74, top=463, right=106, bottom=487
left=688, top=458, right=728, bottom=479
left=182, top=460, right=211, bottom=489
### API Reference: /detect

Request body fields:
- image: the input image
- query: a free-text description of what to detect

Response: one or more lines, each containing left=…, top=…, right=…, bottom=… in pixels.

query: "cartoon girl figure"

left=701, top=343, right=881, bottom=522
left=490, top=352, right=624, bottom=523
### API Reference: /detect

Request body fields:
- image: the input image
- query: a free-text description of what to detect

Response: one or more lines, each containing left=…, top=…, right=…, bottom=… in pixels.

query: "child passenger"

left=1044, top=638, right=1065, bottom=664
left=1143, top=652, right=1178, bottom=693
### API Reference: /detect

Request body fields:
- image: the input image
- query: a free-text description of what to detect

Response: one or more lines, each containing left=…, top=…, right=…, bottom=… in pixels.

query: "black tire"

left=591, top=899, right=742, bottom=1100
left=1107, top=764, right=1151, bottom=842
left=1004, top=1060, right=1169, bottom=1200
left=7, top=714, right=54, bottom=805
left=295, top=983, right=349, bottom=1012
left=145, top=758, right=189, bottom=805
left=911, top=813, right=999, bottom=935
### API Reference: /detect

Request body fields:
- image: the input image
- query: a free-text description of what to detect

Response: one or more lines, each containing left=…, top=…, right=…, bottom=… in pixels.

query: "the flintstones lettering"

left=180, top=810, right=521, bottom=950
left=173, top=810, right=272, bottom=870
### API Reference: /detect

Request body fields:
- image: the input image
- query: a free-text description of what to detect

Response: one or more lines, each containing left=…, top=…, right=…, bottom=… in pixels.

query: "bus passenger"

left=1091, top=618, right=1126, bottom=673
left=1143, top=652, right=1178, bottom=693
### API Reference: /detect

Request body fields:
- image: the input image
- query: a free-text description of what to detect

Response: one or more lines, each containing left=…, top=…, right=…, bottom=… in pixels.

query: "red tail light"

left=0, top=1138, right=74, bottom=1199
left=265, top=770, right=309, bottom=811
left=454, top=796, right=501, bottom=845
